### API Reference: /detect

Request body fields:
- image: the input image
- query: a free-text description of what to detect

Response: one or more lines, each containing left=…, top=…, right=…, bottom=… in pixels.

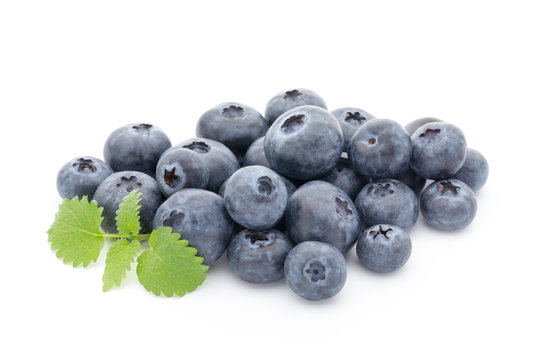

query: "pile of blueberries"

left=56, top=88, right=488, bottom=301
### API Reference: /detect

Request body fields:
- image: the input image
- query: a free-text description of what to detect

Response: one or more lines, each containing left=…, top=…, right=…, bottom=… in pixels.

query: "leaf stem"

left=102, top=233, right=151, bottom=241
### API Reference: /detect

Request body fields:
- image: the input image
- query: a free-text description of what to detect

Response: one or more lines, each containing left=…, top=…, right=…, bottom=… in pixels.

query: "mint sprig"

left=47, top=191, right=207, bottom=296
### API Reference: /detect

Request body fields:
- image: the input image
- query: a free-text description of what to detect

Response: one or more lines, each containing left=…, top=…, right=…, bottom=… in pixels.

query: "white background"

left=1, top=1, right=539, bottom=359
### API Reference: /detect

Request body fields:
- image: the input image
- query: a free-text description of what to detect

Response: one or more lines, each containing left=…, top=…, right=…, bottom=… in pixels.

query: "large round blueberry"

left=227, top=229, right=293, bottom=284
left=264, top=105, right=343, bottom=180
left=355, top=179, right=419, bottom=229
left=94, top=171, right=164, bottom=234
left=103, top=123, right=171, bottom=177
left=265, top=88, right=327, bottom=125
left=223, top=166, right=288, bottom=230
left=196, top=102, right=267, bottom=155
left=284, top=241, right=347, bottom=301
left=172, top=137, right=239, bottom=193
left=153, top=189, right=233, bottom=265
left=404, top=117, right=442, bottom=136
left=57, top=156, right=113, bottom=200
left=453, top=149, right=489, bottom=192
left=155, top=148, right=209, bottom=198
left=356, top=224, right=412, bottom=273
left=410, top=122, right=467, bottom=180
left=319, top=154, right=367, bottom=200
left=420, top=179, right=477, bottom=230
left=243, top=137, right=271, bottom=168
left=348, top=119, right=412, bottom=178
left=331, top=107, right=374, bottom=149
left=286, top=181, right=360, bottom=253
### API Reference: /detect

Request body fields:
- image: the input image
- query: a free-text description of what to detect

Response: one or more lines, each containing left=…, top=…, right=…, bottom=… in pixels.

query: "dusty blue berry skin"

left=391, top=166, right=427, bottom=196
left=320, top=154, right=367, bottom=200
left=355, top=179, right=419, bottom=229
left=57, top=156, right=113, bottom=200
left=356, top=224, right=412, bottom=273
left=244, top=137, right=271, bottom=168
left=196, top=102, right=267, bottom=155
left=265, top=88, right=327, bottom=125
left=331, top=107, right=374, bottom=149
left=94, top=171, right=164, bottom=234
left=286, top=181, right=360, bottom=253
left=264, top=105, right=344, bottom=180
left=155, top=148, right=209, bottom=198
left=153, top=189, right=233, bottom=265
left=284, top=241, right=347, bottom=301
left=103, top=123, right=171, bottom=177
left=410, top=122, right=467, bottom=180
left=227, top=229, right=293, bottom=284
left=420, top=179, right=477, bottom=230
left=169, top=137, right=239, bottom=193
left=223, top=166, right=288, bottom=230
left=453, top=149, right=489, bottom=192
left=348, top=119, right=412, bottom=178
left=404, top=117, right=442, bottom=136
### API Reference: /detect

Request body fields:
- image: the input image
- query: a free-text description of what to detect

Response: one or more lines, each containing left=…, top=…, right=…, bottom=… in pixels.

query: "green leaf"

left=115, top=190, right=142, bottom=239
left=102, top=239, right=141, bottom=291
left=47, top=196, right=105, bottom=267
left=136, top=227, right=208, bottom=297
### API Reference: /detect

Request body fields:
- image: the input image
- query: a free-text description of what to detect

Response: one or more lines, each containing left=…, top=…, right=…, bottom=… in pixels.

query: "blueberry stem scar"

left=369, top=225, right=392, bottom=239
left=283, top=89, right=302, bottom=100
left=437, top=181, right=460, bottom=195
left=345, top=111, right=367, bottom=124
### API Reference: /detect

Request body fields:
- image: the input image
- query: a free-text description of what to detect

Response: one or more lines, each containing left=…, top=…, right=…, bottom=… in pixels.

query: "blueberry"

left=264, top=105, right=343, bottom=180
left=227, top=229, right=293, bottom=284
left=93, top=171, right=164, bottom=234
left=155, top=148, right=209, bottom=198
left=348, top=119, right=412, bottom=178
left=244, top=137, right=271, bottom=168
left=265, top=88, right=327, bottom=125
left=453, top=149, right=489, bottom=192
left=284, top=241, right=346, bottom=301
left=320, top=154, right=367, bottom=200
left=410, top=123, right=467, bottom=180
left=356, top=224, right=412, bottom=273
left=103, top=123, right=171, bottom=177
left=391, top=166, right=427, bottom=196
left=173, top=137, right=239, bottom=193
left=286, top=181, right=360, bottom=253
left=153, top=188, right=233, bottom=265
left=196, top=102, right=267, bottom=155
left=56, top=156, right=113, bottom=200
left=420, top=179, right=477, bottom=230
left=331, top=107, right=374, bottom=149
left=354, top=179, right=419, bottom=229
left=223, top=166, right=288, bottom=230
left=404, top=117, right=442, bottom=136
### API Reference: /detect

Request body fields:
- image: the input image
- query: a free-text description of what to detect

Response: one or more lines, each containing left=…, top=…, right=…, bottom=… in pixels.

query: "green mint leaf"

left=136, top=227, right=208, bottom=297
left=115, top=190, right=142, bottom=239
left=47, top=196, right=105, bottom=267
left=102, top=239, right=141, bottom=291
